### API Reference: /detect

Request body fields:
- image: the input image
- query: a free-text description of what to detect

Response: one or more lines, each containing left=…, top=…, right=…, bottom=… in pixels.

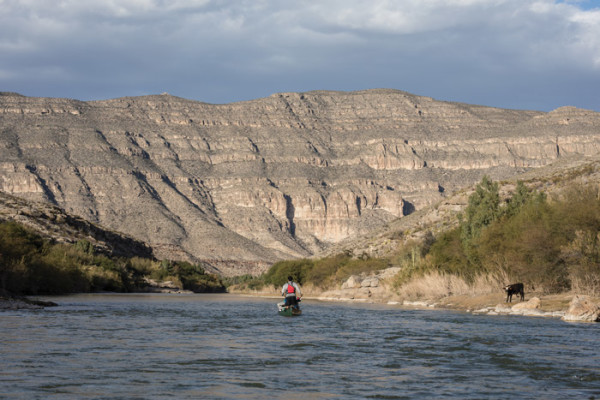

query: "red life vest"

left=287, top=283, right=296, bottom=294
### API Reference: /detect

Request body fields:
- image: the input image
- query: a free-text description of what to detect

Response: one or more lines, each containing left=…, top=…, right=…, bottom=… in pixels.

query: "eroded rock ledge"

left=562, top=295, right=600, bottom=322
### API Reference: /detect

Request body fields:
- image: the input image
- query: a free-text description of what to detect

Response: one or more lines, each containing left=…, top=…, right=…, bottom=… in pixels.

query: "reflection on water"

left=1, top=293, right=599, bottom=399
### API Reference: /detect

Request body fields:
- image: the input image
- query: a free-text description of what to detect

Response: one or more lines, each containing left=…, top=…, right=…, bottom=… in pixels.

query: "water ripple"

left=1, top=293, right=599, bottom=399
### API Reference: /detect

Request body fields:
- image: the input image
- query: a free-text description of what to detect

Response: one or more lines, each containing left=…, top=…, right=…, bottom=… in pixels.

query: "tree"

left=504, top=181, right=533, bottom=218
left=459, top=176, right=500, bottom=266
left=428, top=227, right=469, bottom=276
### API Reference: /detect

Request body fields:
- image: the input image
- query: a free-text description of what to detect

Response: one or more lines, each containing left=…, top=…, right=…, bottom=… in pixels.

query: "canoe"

left=277, top=302, right=302, bottom=316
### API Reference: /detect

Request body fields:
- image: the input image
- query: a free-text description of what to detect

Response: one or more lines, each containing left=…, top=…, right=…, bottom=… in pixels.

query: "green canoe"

left=277, top=302, right=302, bottom=316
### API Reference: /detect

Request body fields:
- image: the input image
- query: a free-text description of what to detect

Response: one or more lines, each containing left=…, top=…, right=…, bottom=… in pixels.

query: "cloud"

left=0, top=0, right=598, bottom=111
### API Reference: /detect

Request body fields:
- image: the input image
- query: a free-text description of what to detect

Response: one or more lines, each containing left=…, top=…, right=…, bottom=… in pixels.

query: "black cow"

left=504, top=283, right=525, bottom=302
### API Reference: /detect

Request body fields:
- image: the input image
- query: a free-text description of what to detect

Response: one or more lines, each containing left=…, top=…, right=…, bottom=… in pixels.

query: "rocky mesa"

left=1, top=89, right=599, bottom=275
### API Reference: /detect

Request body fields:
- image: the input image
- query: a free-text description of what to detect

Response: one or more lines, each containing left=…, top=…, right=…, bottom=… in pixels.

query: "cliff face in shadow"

left=1, top=89, right=599, bottom=275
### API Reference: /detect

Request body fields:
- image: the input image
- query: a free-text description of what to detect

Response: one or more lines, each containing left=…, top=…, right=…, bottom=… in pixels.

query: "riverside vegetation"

left=233, top=178, right=600, bottom=301
left=2, top=177, right=598, bottom=304
left=0, top=221, right=225, bottom=297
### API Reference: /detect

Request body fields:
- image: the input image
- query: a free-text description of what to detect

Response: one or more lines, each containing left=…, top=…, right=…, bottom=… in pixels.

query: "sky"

left=1, top=0, right=599, bottom=112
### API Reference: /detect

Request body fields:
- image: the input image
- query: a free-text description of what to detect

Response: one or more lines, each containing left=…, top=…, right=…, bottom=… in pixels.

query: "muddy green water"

left=1, top=293, right=599, bottom=399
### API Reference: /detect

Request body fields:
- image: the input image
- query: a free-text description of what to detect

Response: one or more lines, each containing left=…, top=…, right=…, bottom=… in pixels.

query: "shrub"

left=0, top=220, right=224, bottom=295
left=460, top=176, right=500, bottom=252
left=83, top=265, right=123, bottom=292
left=173, top=261, right=224, bottom=292
left=427, top=227, right=470, bottom=277
left=75, top=239, right=94, bottom=255
left=263, top=259, right=314, bottom=286
left=401, top=180, right=600, bottom=294
left=306, top=254, right=349, bottom=287
left=223, top=274, right=265, bottom=291
left=334, top=257, right=389, bottom=282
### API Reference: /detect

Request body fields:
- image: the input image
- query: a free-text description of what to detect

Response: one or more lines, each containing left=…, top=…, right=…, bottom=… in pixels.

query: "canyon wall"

left=1, top=89, right=599, bottom=275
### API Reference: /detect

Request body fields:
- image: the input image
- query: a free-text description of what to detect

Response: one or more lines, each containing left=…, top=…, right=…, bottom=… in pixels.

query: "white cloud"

left=568, top=8, right=600, bottom=67
left=0, top=0, right=598, bottom=110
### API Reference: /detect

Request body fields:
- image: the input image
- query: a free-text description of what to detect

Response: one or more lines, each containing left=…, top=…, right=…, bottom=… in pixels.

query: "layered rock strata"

left=1, top=90, right=599, bottom=275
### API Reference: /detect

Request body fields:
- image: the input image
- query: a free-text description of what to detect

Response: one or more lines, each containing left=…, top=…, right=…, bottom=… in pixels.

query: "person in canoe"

left=281, top=276, right=302, bottom=309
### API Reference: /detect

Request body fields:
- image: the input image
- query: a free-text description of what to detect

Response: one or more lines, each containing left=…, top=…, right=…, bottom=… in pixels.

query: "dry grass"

left=397, top=271, right=511, bottom=301
left=227, top=284, right=278, bottom=297
left=570, top=273, right=600, bottom=296
left=397, top=270, right=600, bottom=312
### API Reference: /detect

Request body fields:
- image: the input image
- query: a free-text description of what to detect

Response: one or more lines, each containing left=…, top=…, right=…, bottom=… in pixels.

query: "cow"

left=504, top=283, right=525, bottom=302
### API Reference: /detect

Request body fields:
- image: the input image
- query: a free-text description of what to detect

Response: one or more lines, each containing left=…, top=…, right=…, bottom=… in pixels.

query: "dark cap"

left=288, top=276, right=293, bottom=281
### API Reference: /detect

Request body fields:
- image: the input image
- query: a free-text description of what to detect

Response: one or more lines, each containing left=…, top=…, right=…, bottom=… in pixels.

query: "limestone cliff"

left=322, top=155, right=600, bottom=261
left=1, top=90, right=599, bottom=275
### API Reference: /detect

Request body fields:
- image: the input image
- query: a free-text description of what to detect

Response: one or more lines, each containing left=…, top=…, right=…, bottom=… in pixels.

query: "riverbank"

left=4, top=288, right=598, bottom=322
left=228, top=284, right=600, bottom=321
left=0, top=296, right=58, bottom=310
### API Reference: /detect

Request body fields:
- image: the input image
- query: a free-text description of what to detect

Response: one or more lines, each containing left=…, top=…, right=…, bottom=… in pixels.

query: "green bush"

left=0, top=220, right=225, bottom=295
left=223, top=274, right=265, bottom=291
left=420, top=181, right=600, bottom=293
left=475, top=196, right=568, bottom=291
left=75, top=239, right=94, bottom=255
left=263, top=259, right=314, bottom=286
left=459, top=176, right=500, bottom=263
left=389, top=242, right=423, bottom=286
left=172, top=261, right=224, bottom=292
left=306, top=254, right=349, bottom=287
left=260, top=253, right=390, bottom=289
left=147, top=260, right=225, bottom=292
left=427, top=227, right=471, bottom=277
left=334, top=257, right=389, bottom=282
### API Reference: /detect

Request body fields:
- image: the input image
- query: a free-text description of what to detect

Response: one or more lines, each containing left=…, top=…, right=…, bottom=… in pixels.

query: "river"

left=1, top=293, right=599, bottom=399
